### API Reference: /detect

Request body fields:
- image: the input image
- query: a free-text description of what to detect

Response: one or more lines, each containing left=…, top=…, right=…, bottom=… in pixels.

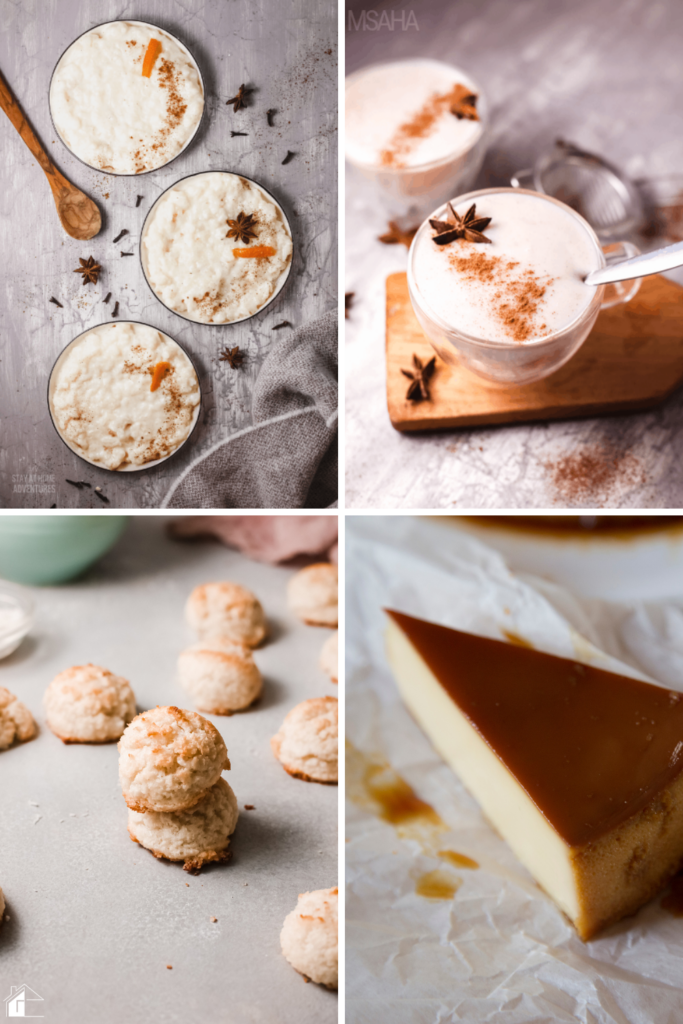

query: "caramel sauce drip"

left=150, top=361, right=172, bottom=392
left=415, top=869, right=461, bottom=900
left=364, top=763, right=442, bottom=827
left=388, top=610, right=683, bottom=848
left=232, top=245, right=276, bottom=258
left=438, top=849, right=479, bottom=870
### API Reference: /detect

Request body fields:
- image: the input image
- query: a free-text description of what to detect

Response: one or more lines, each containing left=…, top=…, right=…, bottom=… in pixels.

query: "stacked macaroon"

left=179, top=582, right=266, bottom=714
left=119, top=705, right=238, bottom=873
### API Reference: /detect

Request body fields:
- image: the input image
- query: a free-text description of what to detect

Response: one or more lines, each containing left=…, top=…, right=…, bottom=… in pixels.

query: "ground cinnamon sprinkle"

left=447, top=248, right=553, bottom=342
left=380, top=83, right=475, bottom=167
left=543, top=444, right=647, bottom=505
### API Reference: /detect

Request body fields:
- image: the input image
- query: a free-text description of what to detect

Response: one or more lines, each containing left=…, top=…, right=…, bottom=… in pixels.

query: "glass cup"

left=407, top=188, right=641, bottom=386
left=345, top=59, right=489, bottom=216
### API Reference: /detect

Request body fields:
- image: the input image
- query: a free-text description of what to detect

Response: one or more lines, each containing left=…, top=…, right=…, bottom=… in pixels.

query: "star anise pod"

left=74, top=255, right=101, bottom=286
left=378, top=220, right=419, bottom=249
left=430, top=202, right=492, bottom=246
left=345, top=292, right=354, bottom=319
left=220, top=346, right=244, bottom=369
left=401, top=353, right=436, bottom=402
left=450, top=84, right=479, bottom=121
left=226, top=84, right=249, bottom=112
left=226, top=212, right=258, bottom=244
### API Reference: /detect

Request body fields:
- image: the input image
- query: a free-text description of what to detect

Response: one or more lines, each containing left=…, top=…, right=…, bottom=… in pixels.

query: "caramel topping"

left=438, top=849, right=479, bottom=869
left=142, top=38, right=162, bottom=78
left=415, top=869, right=461, bottom=900
left=232, top=245, right=276, bottom=258
left=150, top=360, right=172, bottom=392
left=387, top=610, right=683, bottom=848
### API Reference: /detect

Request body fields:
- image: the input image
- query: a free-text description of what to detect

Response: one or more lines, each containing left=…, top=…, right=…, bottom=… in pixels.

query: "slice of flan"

left=386, top=609, right=683, bottom=940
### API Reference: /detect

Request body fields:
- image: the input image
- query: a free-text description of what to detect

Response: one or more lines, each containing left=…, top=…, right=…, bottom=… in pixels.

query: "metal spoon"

left=585, top=240, right=683, bottom=286
left=0, top=67, right=101, bottom=241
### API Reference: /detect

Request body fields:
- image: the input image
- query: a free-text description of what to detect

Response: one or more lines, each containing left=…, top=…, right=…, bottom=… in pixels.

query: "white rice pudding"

left=412, top=191, right=603, bottom=344
left=345, top=59, right=483, bottom=169
left=50, top=322, right=200, bottom=470
left=141, top=172, right=293, bottom=324
left=50, top=21, right=204, bottom=174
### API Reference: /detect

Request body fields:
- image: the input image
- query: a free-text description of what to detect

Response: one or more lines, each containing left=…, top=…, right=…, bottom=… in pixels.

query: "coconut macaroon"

left=119, top=705, right=230, bottom=813
left=319, top=631, right=338, bottom=684
left=280, top=887, right=338, bottom=989
left=271, top=697, right=338, bottom=784
left=0, top=686, right=36, bottom=751
left=287, top=564, right=338, bottom=627
left=178, top=638, right=262, bottom=715
left=186, top=582, right=267, bottom=647
left=128, top=777, right=238, bottom=873
left=44, top=664, right=136, bottom=744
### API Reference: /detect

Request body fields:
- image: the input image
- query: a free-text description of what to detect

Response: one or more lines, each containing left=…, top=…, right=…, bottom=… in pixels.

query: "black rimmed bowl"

left=47, top=321, right=203, bottom=473
left=48, top=20, right=205, bottom=177
left=139, top=169, right=294, bottom=326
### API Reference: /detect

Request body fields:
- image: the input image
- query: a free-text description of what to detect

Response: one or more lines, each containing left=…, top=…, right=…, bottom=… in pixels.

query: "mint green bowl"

left=0, top=516, right=128, bottom=585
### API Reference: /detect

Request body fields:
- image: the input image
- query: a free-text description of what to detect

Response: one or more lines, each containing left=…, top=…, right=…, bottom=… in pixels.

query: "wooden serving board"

left=386, top=272, right=683, bottom=431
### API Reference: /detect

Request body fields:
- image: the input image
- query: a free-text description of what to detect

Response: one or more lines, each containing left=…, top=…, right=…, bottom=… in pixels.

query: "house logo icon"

left=4, top=986, right=44, bottom=1018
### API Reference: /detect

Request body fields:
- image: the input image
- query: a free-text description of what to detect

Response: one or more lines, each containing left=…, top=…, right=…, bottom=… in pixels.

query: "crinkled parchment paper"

left=346, top=516, right=683, bottom=1024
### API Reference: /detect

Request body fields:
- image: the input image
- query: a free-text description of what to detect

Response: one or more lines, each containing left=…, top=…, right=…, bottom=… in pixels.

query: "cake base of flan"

left=386, top=611, right=683, bottom=940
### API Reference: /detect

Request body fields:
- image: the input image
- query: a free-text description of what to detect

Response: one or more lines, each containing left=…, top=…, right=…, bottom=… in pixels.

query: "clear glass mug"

left=407, top=188, right=641, bottom=386
left=344, top=60, right=489, bottom=216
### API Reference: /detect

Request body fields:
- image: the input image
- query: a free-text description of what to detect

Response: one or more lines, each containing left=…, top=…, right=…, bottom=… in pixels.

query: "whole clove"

left=231, top=131, right=248, bottom=137
left=103, top=292, right=112, bottom=303
left=113, top=229, right=128, bottom=243
left=49, top=296, right=63, bottom=308
left=266, top=109, right=276, bottom=127
left=113, top=301, right=119, bottom=317
left=136, top=195, right=143, bottom=207
left=281, top=150, right=295, bottom=165
left=120, top=251, right=134, bottom=257
left=272, top=321, right=291, bottom=330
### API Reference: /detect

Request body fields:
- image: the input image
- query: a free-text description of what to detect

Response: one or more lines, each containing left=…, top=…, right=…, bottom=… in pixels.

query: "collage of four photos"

left=3, top=0, right=683, bottom=1022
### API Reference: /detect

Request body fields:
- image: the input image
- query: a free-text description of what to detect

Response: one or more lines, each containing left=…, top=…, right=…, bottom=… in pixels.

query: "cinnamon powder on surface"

left=380, top=83, right=476, bottom=168
left=446, top=248, right=553, bottom=342
left=543, top=444, right=647, bottom=505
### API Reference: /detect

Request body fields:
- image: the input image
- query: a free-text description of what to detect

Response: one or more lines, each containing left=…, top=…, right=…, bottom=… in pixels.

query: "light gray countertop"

left=345, top=0, right=683, bottom=509
left=0, top=0, right=337, bottom=509
left=0, top=516, right=338, bottom=1023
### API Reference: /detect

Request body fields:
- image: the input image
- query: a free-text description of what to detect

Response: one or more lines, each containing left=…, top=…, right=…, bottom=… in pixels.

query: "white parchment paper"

left=346, top=516, right=683, bottom=1024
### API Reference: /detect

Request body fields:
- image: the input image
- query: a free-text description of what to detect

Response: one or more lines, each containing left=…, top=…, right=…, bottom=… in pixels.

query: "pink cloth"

left=169, top=515, right=338, bottom=564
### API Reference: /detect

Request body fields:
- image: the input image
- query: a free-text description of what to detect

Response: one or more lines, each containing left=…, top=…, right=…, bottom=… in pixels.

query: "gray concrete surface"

left=0, top=515, right=338, bottom=1023
left=0, top=0, right=337, bottom=509
left=345, top=0, right=683, bottom=509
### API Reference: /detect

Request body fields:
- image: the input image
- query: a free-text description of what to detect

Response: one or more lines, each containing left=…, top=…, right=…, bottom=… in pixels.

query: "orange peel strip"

left=142, top=38, right=162, bottom=78
left=232, top=246, right=277, bottom=258
left=150, top=361, right=172, bottom=392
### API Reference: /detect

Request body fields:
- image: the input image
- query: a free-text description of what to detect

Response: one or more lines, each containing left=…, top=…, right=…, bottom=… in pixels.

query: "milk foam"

left=412, top=191, right=603, bottom=343
left=345, top=59, right=482, bottom=169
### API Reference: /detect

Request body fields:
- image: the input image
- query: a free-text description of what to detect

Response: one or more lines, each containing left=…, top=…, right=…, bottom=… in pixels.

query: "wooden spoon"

left=0, top=67, right=101, bottom=240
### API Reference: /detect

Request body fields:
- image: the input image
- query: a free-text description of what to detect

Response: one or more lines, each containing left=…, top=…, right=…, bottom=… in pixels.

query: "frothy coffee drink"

left=345, top=59, right=483, bottom=170
left=411, top=191, right=603, bottom=344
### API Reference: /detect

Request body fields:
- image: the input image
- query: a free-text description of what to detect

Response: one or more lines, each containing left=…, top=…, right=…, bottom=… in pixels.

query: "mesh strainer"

left=511, top=139, right=643, bottom=240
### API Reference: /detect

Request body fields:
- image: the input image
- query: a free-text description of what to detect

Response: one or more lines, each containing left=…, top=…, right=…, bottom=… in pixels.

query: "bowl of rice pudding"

left=48, top=322, right=201, bottom=472
left=49, top=21, right=204, bottom=175
left=345, top=59, right=488, bottom=213
left=140, top=170, right=293, bottom=325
